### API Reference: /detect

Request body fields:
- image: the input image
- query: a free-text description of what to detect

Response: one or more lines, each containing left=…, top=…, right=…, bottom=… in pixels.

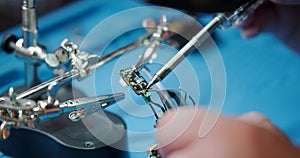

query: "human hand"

left=238, top=0, right=300, bottom=52
left=156, top=106, right=300, bottom=158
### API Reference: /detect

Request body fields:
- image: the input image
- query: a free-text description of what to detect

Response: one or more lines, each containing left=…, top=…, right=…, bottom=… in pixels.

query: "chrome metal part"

left=37, top=93, right=125, bottom=121
left=11, top=38, right=46, bottom=61
left=0, top=96, right=37, bottom=135
left=22, top=0, right=37, bottom=48
left=22, top=0, right=39, bottom=88
left=0, top=91, right=125, bottom=139
left=135, top=15, right=170, bottom=69
left=16, top=37, right=144, bottom=100
left=16, top=70, right=78, bottom=99
left=0, top=121, right=13, bottom=140
left=147, top=144, right=160, bottom=158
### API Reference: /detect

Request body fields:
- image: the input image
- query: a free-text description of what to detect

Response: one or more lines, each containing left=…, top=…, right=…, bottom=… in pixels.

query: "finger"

left=240, top=2, right=278, bottom=38
left=156, top=106, right=235, bottom=157
left=241, top=22, right=262, bottom=39
left=165, top=145, right=205, bottom=158
left=240, top=6, right=265, bottom=38
left=236, top=112, right=270, bottom=127
left=155, top=106, right=204, bottom=156
left=163, top=137, right=226, bottom=158
left=234, top=11, right=256, bottom=28
left=271, top=0, right=300, bottom=5
left=236, top=112, right=291, bottom=144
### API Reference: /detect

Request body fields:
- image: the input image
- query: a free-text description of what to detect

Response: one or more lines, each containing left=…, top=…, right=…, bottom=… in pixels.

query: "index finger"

left=271, top=0, right=300, bottom=4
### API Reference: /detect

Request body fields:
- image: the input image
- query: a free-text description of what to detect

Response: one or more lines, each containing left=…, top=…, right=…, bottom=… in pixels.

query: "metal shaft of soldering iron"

left=147, top=15, right=224, bottom=89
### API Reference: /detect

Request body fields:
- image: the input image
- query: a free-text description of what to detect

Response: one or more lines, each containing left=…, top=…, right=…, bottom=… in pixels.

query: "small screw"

left=84, top=141, right=95, bottom=149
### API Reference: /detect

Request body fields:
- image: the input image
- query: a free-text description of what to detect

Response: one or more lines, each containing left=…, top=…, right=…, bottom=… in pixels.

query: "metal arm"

left=16, top=33, right=152, bottom=99
left=0, top=88, right=125, bottom=140
left=135, top=15, right=170, bottom=69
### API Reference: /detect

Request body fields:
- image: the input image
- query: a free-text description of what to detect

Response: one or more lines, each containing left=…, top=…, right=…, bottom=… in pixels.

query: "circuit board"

left=119, top=67, right=149, bottom=95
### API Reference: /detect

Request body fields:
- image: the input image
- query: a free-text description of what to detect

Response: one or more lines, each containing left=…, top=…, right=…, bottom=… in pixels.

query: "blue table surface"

left=1, top=0, right=300, bottom=157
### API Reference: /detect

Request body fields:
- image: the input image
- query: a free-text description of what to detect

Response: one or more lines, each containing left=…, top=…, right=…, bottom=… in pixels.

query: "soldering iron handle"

left=148, top=16, right=222, bottom=88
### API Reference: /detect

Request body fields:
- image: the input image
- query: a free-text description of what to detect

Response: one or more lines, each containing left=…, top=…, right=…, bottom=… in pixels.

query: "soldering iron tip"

left=147, top=80, right=155, bottom=89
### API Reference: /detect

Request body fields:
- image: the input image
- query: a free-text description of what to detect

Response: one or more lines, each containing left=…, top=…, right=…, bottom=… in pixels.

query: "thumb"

left=236, top=112, right=291, bottom=144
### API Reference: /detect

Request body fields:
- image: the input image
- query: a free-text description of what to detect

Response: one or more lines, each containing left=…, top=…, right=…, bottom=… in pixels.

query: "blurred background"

left=0, top=0, right=74, bottom=31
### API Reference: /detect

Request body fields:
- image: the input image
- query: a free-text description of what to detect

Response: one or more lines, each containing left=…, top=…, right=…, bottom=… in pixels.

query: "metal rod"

left=17, top=40, right=142, bottom=99
left=16, top=70, right=78, bottom=99
left=90, top=40, right=141, bottom=70
left=22, top=0, right=39, bottom=88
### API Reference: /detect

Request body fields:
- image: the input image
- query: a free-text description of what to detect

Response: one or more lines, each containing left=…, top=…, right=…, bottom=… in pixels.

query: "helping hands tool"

left=0, top=87, right=124, bottom=140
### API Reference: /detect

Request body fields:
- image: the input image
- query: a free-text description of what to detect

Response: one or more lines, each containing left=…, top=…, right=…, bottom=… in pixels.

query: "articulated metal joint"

left=44, top=39, right=92, bottom=79
left=149, top=15, right=169, bottom=42
left=15, top=38, right=46, bottom=61
left=63, top=40, right=91, bottom=80
left=1, top=34, right=46, bottom=63
left=0, top=87, right=125, bottom=140
left=135, top=15, right=171, bottom=69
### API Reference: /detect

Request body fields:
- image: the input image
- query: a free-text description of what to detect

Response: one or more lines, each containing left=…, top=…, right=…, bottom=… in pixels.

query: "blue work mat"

left=0, top=0, right=299, bottom=157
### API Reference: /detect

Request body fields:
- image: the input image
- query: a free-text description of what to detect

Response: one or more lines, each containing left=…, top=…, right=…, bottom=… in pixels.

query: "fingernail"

left=241, top=30, right=251, bottom=39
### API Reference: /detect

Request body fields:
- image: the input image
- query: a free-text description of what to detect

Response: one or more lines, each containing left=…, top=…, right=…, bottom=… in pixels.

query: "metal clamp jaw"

left=142, top=15, right=170, bottom=45
left=135, top=15, right=172, bottom=69
left=0, top=86, right=125, bottom=140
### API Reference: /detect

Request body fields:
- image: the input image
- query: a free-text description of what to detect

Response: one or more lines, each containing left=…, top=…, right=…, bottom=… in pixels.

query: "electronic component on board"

left=120, top=67, right=149, bottom=95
